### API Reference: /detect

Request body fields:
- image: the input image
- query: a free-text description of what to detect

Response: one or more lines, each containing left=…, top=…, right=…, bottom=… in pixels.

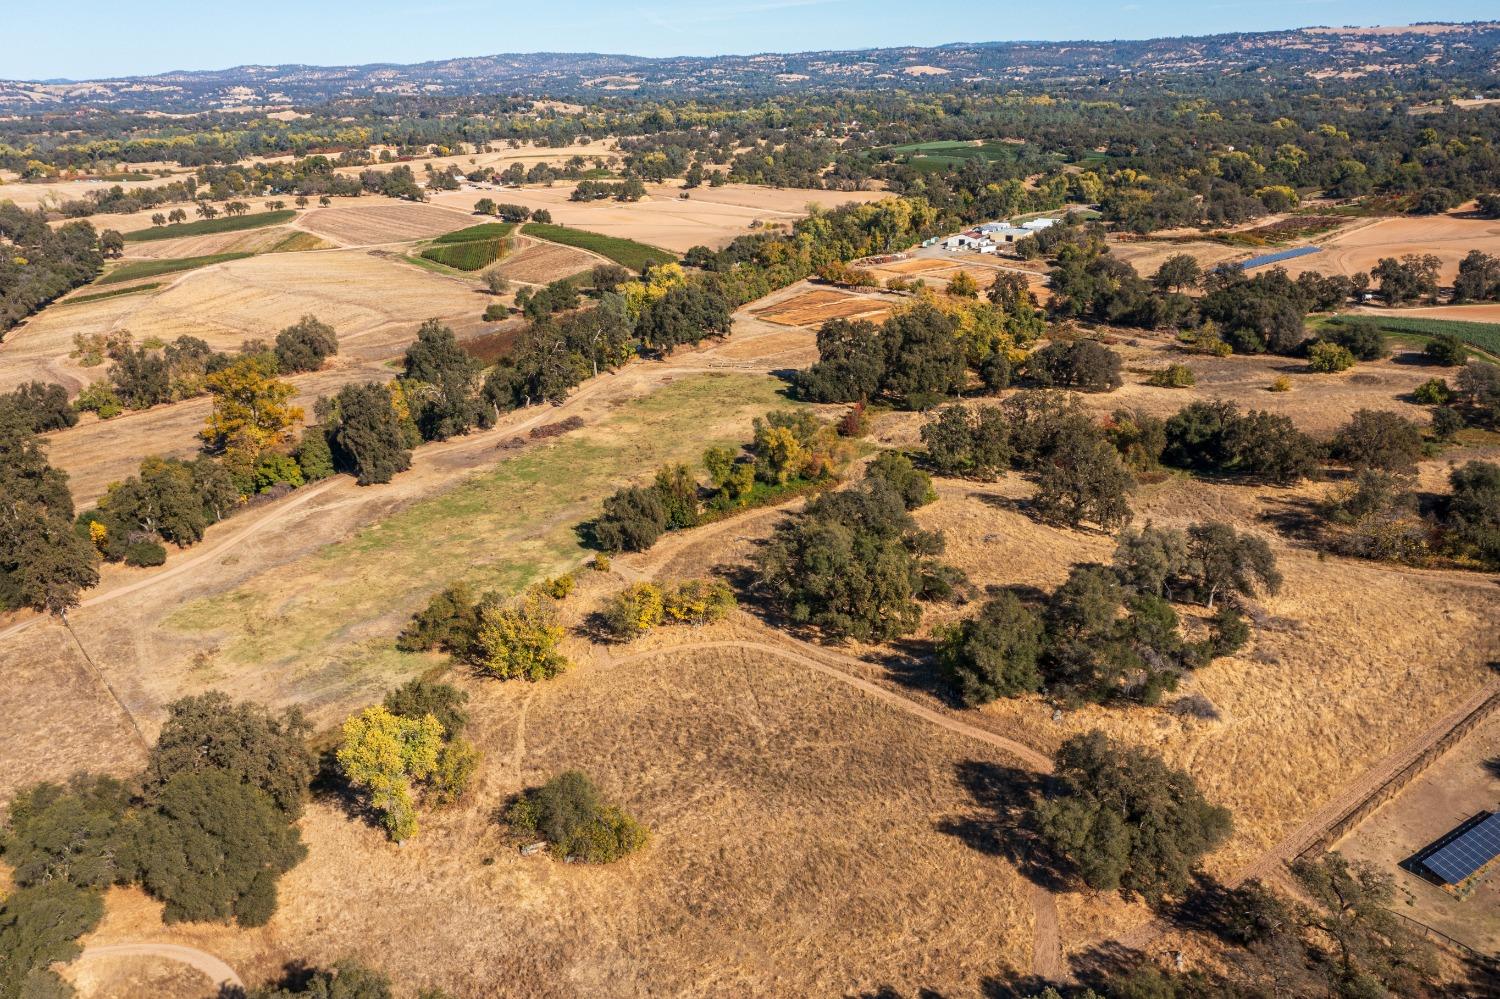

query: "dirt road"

left=74, top=943, right=242, bottom=990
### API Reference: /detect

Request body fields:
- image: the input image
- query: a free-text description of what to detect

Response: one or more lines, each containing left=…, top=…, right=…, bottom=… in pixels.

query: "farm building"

left=1022, top=218, right=1058, bottom=230
left=1411, top=811, right=1500, bottom=898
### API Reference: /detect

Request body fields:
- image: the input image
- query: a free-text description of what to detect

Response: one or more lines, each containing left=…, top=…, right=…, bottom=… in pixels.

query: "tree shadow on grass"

left=937, top=759, right=1071, bottom=894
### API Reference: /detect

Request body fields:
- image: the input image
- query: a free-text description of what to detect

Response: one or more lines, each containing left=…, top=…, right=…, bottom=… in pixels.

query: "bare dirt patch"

left=490, top=235, right=597, bottom=284
left=751, top=287, right=894, bottom=326
left=297, top=199, right=472, bottom=246
left=1274, top=212, right=1500, bottom=284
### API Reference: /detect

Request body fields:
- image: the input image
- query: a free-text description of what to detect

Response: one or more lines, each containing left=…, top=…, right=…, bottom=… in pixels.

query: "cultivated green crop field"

left=419, top=237, right=508, bottom=271
left=121, top=209, right=296, bottom=242
left=98, top=252, right=254, bottom=285
left=523, top=223, right=677, bottom=271
left=1329, top=314, right=1500, bottom=357
left=433, top=222, right=515, bottom=244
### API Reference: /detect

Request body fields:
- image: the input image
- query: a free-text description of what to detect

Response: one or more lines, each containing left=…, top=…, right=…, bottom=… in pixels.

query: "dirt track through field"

left=615, top=635, right=1055, bottom=771
left=74, top=943, right=242, bottom=990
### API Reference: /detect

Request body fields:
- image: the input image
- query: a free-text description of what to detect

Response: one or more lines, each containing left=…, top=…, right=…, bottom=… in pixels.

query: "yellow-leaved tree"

left=336, top=705, right=443, bottom=841
left=201, top=354, right=302, bottom=478
left=475, top=591, right=569, bottom=681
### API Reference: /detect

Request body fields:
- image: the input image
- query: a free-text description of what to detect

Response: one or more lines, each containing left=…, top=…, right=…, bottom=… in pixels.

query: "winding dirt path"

left=74, top=943, right=242, bottom=990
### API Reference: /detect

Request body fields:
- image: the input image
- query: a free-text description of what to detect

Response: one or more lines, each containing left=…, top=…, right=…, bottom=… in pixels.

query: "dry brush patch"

left=751, top=287, right=893, bottom=327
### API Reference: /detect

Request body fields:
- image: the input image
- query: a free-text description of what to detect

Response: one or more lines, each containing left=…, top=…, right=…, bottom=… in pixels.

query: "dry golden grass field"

left=426, top=182, right=886, bottom=252
left=4, top=228, right=1500, bottom=995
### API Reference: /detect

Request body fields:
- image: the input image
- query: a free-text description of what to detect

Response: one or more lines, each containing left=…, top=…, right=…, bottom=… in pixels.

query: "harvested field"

left=1274, top=211, right=1500, bottom=284
left=427, top=182, right=887, bottom=253
left=752, top=287, right=894, bottom=326
left=3, top=247, right=486, bottom=496
left=121, top=225, right=312, bottom=260
left=1107, top=236, right=1257, bottom=276
left=490, top=235, right=597, bottom=285
left=296, top=199, right=472, bottom=246
left=0, top=172, right=183, bottom=211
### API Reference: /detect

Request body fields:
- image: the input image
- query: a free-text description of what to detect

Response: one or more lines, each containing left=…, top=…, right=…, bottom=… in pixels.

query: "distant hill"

left=2, top=22, right=1498, bottom=113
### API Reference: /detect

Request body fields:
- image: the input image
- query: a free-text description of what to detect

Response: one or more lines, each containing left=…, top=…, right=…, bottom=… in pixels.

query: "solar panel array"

left=1422, top=812, right=1500, bottom=886
left=1239, top=245, right=1323, bottom=271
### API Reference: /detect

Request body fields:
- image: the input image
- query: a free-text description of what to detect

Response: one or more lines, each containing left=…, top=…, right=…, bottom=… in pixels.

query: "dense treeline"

left=0, top=204, right=107, bottom=333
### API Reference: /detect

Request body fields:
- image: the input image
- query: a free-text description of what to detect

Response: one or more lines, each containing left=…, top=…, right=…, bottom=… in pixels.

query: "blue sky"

left=10, top=1, right=1499, bottom=80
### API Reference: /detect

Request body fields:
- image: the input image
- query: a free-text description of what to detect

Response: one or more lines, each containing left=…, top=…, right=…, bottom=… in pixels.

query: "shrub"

left=506, top=771, right=647, bottom=863
left=383, top=679, right=469, bottom=736
left=0, top=880, right=105, bottom=999
left=593, top=485, right=668, bottom=553
left=475, top=593, right=569, bottom=681
left=396, top=582, right=485, bottom=657
left=253, top=452, right=304, bottom=492
left=940, top=592, right=1045, bottom=705
left=604, top=582, right=665, bottom=639
left=273, top=315, right=338, bottom=374
left=1268, top=375, right=1292, bottom=392
left=74, top=380, right=123, bottom=419
left=1308, top=340, right=1356, bottom=373
left=483, top=302, right=508, bottom=321
left=1431, top=406, right=1465, bottom=441
left=123, top=540, right=167, bottom=567
left=591, top=552, right=611, bottom=572
left=295, top=427, right=334, bottom=481
left=124, top=770, right=307, bottom=926
left=336, top=706, right=444, bottom=842
left=1035, top=730, right=1231, bottom=897
left=1325, top=319, right=1388, bottom=361
left=1145, top=363, right=1195, bottom=388
left=919, top=404, right=1009, bottom=479
left=1027, top=340, right=1123, bottom=392
left=542, top=573, right=575, bottom=600
left=1331, top=409, right=1425, bottom=474
left=663, top=578, right=736, bottom=625
left=1412, top=377, right=1452, bottom=405
left=1423, top=333, right=1468, bottom=366
left=2, top=775, right=131, bottom=889
left=865, top=451, right=936, bottom=510
left=144, top=692, right=316, bottom=819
